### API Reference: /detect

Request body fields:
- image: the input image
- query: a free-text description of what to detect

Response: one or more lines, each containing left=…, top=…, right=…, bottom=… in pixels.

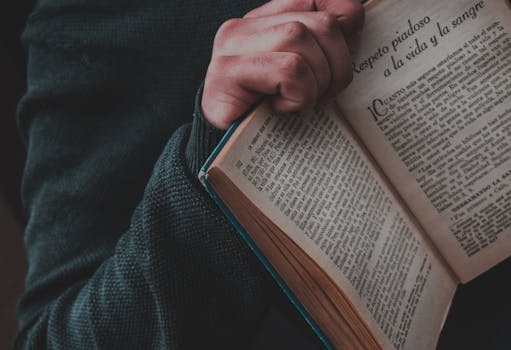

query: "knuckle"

left=281, top=21, right=309, bottom=43
left=209, top=55, right=237, bottom=78
left=214, top=18, right=242, bottom=45
left=208, top=55, right=228, bottom=72
left=315, top=12, right=339, bottom=35
left=279, top=53, right=309, bottom=79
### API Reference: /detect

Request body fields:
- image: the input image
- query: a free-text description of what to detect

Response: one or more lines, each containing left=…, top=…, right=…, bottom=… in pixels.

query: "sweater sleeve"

left=15, top=2, right=271, bottom=349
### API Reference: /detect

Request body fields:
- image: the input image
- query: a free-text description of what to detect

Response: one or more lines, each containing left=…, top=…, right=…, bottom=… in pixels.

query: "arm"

left=16, top=116, right=269, bottom=350
left=16, top=3, right=269, bottom=349
left=16, top=0, right=363, bottom=349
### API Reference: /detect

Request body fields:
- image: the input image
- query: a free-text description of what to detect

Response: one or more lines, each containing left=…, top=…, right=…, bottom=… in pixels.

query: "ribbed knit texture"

left=185, top=82, right=226, bottom=176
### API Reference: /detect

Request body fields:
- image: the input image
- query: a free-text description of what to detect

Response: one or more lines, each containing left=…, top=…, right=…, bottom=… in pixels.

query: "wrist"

left=185, top=82, right=226, bottom=177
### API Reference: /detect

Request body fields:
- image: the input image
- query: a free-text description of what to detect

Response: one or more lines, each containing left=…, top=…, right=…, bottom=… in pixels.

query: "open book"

left=199, top=0, right=511, bottom=348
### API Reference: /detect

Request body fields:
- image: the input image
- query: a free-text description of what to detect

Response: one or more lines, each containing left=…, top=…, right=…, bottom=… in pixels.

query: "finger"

left=202, top=52, right=318, bottom=129
left=215, top=12, right=353, bottom=99
left=214, top=20, right=331, bottom=97
left=245, top=0, right=365, bottom=51
left=244, top=0, right=317, bottom=17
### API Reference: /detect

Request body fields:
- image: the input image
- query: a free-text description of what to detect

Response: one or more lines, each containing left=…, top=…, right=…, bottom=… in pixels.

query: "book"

left=199, top=0, right=511, bottom=348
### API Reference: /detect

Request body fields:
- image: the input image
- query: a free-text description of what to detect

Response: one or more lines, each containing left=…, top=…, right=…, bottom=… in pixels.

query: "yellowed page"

left=337, top=0, right=511, bottom=282
left=212, top=105, right=456, bottom=350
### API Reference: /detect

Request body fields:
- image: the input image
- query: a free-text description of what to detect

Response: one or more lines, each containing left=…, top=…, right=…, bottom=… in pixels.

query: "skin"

left=202, top=0, right=365, bottom=129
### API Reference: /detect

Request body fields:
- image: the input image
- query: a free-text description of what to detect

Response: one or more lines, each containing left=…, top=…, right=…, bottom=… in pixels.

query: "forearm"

left=16, top=2, right=270, bottom=347
left=16, top=123, right=268, bottom=349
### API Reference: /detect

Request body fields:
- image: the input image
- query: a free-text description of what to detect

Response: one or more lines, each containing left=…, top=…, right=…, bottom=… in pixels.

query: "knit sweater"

left=15, top=0, right=324, bottom=349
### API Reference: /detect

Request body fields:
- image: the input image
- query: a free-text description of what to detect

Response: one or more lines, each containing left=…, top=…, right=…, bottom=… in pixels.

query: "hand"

left=202, top=0, right=364, bottom=129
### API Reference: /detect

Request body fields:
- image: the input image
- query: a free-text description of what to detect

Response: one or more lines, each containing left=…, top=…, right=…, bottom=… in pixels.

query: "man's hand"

left=202, top=0, right=364, bottom=129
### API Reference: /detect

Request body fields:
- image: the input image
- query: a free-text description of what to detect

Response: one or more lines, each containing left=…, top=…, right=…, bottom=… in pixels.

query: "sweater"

left=15, top=0, right=324, bottom=348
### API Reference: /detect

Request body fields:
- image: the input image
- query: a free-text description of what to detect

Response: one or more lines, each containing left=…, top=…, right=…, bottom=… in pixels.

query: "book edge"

left=199, top=122, right=335, bottom=350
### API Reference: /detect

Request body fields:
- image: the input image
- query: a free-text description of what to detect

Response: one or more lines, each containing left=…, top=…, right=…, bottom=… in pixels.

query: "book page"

left=213, top=104, right=456, bottom=350
left=337, top=0, right=511, bottom=282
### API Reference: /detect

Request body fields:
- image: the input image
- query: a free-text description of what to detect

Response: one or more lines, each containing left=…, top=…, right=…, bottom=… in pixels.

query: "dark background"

left=1, top=1, right=34, bottom=218
left=1, top=1, right=34, bottom=348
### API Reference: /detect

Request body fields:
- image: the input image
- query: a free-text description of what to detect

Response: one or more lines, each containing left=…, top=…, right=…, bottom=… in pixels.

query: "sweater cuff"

left=185, top=82, right=226, bottom=177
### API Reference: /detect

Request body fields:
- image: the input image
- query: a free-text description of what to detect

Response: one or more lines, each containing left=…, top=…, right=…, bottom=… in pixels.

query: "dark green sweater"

left=15, top=0, right=325, bottom=349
